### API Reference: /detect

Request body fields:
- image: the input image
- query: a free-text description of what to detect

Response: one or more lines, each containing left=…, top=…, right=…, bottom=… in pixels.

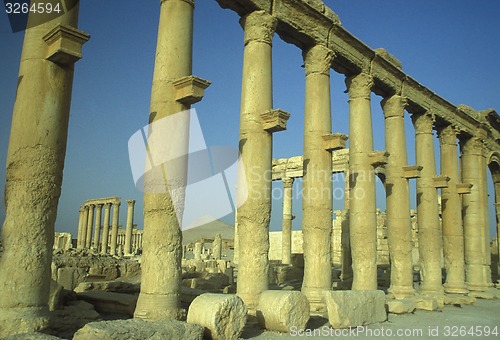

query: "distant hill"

left=182, top=218, right=234, bottom=245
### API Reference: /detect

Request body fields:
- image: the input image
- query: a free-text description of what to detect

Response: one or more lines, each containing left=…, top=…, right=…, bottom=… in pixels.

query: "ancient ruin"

left=1, top=0, right=499, bottom=338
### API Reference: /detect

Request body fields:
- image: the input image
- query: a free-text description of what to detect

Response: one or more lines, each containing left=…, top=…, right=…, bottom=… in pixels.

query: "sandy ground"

left=242, top=298, right=500, bottom=339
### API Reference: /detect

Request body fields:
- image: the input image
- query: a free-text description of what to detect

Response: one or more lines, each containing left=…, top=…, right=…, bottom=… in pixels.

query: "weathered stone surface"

left=414, top=295, right=441, bottom=311
left=49, top=280, right=64, bottom=311
left=187, top=293, right=247, bottom=339
left=323, top=290, right=386, bottom=328
left=73, top=319, right=204, bottom=340
left=57, top=267, right=88, bottom=291
left=3, top=333, right=64, bottom=340
left=50, top=301, right=100, bottom=338
left=257, top=290, right=310, bottom=332
left=444, top=294, right=476, bottom=305
left=77, top=291, right=138, bottom=316
left=74, top=280, right=139, bottom=294
left=386, top=298, right=416, bottom=314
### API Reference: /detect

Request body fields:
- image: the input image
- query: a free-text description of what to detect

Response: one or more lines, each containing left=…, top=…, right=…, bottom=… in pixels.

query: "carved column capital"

left=126, top=199, right=136, bottom=206
left=345, top=72, right=373, bottom=100
left=460, top=135, right=485, bottom=156
left=282, top=177, right=294, bottom=188
left=303, top=44, right=334, bottom=76
left=381, top=95, right=407, bottom=118
left=104, top=202, right=112, bottom=208
left=411, top=112, right=435, bottom=135
left=437, top=124, right=459, bottom=145
left=240, top=10, right=277, bottom=46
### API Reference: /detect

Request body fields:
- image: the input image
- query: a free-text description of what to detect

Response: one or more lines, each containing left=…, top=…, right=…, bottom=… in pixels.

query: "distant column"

left=381, top=95, right=414, bottom=298
left=346, top=72, right=377, bottom=290
left=479, top=143, right=493, bottom=287
left=92, top=204, right=103, bottom=252
left=438, top=124, right=468, bottom=294
left=124, top=200, right=135, bottom=256
left=76, top=206, right=84, bottom=249
left=80, top=206, right=89, bottom=250
left=101, top=202, right=112, bottom=254
left=213, top=234, right=222, bottom=260
left=411, top=112, right=443, bottom=294
left=281, top=177, right=294, bottom=265
left=85, top=204, right=95, bottom=249
left=110, top=202, right=120, bottom=256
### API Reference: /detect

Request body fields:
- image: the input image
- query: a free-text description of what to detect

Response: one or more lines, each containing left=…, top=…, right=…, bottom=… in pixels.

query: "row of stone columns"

left=76, top=199, right=135, bottom=256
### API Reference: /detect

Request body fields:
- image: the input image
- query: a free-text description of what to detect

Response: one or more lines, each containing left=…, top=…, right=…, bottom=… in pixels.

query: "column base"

left=301, top=286, right=327, bottom=315
left=0, top=306, right=49, bottom=337
left=466, top=282, right=488, bottom=292
left=134, top=293, right=185, bottom=320
left=443, top=283, right=469, bottom=295
left=387, top=285, right=415, bottom=299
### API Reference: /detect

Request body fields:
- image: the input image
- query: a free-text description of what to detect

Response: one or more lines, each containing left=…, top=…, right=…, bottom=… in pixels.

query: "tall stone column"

left=135, top=0, right=199, bottom=321
left=438, top=125, right=468, bottom=294
left=85, top=204, right=95, bottom=249
left=76, top=206, right=84, bottom=249
left=101, top=202, right=112, bottom=254
left=110, top=202, right=120, bottom=256
left=346, top=72, right=377, bottom=290
left=213, top=234, right=222, bottom=260
left=0, top=3, right=89, bottom=335
left=282, top=177, right=294, bottom=265
left=479, top=147, right=493, bottom=286
left=124, top=200, right=135, bottom=256
left=236, top=10, right=277, bottom=311
left=301, top=44, right=334, bottom=310
left=411, top=112, right=443, bottom=294
left=92, top=204, right=103, bottom=252
left=79, top=206, right=89, bottom=250
left=381, top=95, right=414, bottom=298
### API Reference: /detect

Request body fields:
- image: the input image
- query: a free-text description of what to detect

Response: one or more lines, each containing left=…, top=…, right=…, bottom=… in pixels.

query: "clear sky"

left=0, top=1, right=499, bottom=238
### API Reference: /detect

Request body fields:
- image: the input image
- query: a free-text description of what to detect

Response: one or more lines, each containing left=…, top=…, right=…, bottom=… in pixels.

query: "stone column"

left=213, top=234, right=222, bottom=260
left=101, top=202, right=112, bottom=254
left=438, top=125, right=468, bottom=294
left=0, top=4, right=89, bottom=335
left=76, top=206, right=84, bottom=249
left=135, top=0, right=196, bottom=321
left=281, top=177, right=294, bottom=265
left=79, top=206, right=89, bottom=250
left=301, top=44, right=334, bottom=309
left=85, top=204, right=95, bottom=249
left=479, top=147, right=493, bottom=286
left=124, top=200, right=135, bottom=256
left=381, top=95, right=414, bottom=298
left=194, top=241, right=202, bottom=260
left=235, top=10, right=277, bottom=311
left=346, top=72, right=377, bottom=290
left=110, top=202, right=120, bottom=256
left=411, top=112, right=443, bottom=294
left=92, top=204, right=103, bottom=252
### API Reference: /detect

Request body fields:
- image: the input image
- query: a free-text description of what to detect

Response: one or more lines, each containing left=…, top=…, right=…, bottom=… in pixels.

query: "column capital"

left=381, top=95, right=407, bottom=118
left=303, top=44, right=334, bottom=76
left=437, top=124, right=459, bottom=145
left=240, top=10, right=277, bottom=46
left=411, top=112, right=435, bottom=134
left=87, top=203, right=95, bottom=208
left=345, top=72, right=373, bottom=100
left=96, top=203, right=104, bottom=208
left=126, top=199, right=136, bottom=205
left=113, top=202, right=121, bottom=207
left=460, top=135, right=485, bottom=156
left=104, top=202, right=112, bottom=208
left=282, top=177, right=294, bottom=188
left=161, top=0, right=194, bottom=6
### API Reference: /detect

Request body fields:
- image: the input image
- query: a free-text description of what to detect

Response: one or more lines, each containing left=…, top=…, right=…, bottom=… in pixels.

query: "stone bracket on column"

left=456, top=182, right=473, bottom=194
left=43, top=24, right=90, bottom=65
left=260, top=109, right=290, bottom=133
left=369, top=151, right=389, bottom=167
left=403, top=165, right=423, bottom=179
left=322, top=133, right=348, bottom=152
left=433, top=175, right=450, bottom=188
left=173, top=75, right=211, bottom=105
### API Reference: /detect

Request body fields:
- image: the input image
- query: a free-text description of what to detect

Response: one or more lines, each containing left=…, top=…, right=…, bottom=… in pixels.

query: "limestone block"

left=386, top=299, right=416, bottom=314
left=50, top=301, right=100, bottom=336
left=49, top=280, right=64, bottom=311
left=77, top=292, right=138, bottom=317
left=57, top=267, right=87, bottom=290
left=3, top=333, right=64, bottom=339
left=444, top=294, right=476, bottom=305
left=257, top=291, right=310, bottom=332
left=260, top=109, right=290, bottom=133
left=187, top=293, right=247, bottom=339
left=414, top=296, right=441, bottom=311
left=173, top=75, right=211, bottom=106
left=43, top=24, right=90, bottom=65
left=74, top=281, right=139, bottom=294
left=323, top=290, right=386, bottom=328
left=73, top=319, right=204, bottom=340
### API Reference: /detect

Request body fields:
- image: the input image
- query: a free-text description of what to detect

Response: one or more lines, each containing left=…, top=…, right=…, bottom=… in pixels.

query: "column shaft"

left=438, top=125, right=467, bottom=293
left=110, top=203, right=120, bottom=256
left=92, top=204, right=102, bottom=251
left=301, top=44, right=334, bottom=309
left=85, top=205, right=95, bottom=249
left=346, top=72, right=377, bottom=290
left=480, top=146, right=493, bottom=286
left=0, top=4, right=87, bottom=335
left=101, top=203, right=112, bottom=254
left=124, top=200, right=135, bottom=256
left=76, top=207, right=84, bottom=249
left=80, top=206, right=89, bottom=250
left=135, top=0, right=194, bottom=321
left=236, top=10, right=276, bottom=311
left=412, top=113, right=443, bottom=293
left=382, top=95, right=414, bottom=298
left=281, top=178, right=294, bottom=265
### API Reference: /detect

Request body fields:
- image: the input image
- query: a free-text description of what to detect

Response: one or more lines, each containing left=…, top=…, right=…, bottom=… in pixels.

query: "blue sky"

left=0, top=1, right=499, bottom=237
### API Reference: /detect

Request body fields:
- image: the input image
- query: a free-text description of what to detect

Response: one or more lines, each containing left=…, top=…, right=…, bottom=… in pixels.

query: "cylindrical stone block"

left=187, top=293, right=247, bottom=339
left=281, top=178, right=294, bottom=265
left=256, top=291, right=310, bottom=333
